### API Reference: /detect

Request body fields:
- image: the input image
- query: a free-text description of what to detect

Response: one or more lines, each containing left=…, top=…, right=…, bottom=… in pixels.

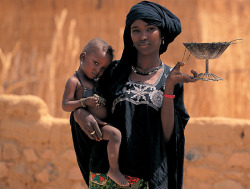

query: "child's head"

left=79, top=38, right=114, bottom=79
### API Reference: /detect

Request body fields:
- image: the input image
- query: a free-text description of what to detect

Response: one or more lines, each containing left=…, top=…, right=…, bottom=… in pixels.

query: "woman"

left=71, top=1, right=198, bottom=188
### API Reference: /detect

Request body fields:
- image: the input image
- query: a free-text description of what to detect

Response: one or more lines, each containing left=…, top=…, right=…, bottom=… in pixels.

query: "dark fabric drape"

left=70, top=112, right=94, bottom=186
left=166, top=83, right=189, bottom=189
left=72, top=62, right=190, bottom=189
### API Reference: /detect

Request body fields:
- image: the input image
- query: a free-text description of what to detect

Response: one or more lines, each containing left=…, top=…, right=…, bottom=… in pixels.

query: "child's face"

left=80, top=50, right=111, bottom=80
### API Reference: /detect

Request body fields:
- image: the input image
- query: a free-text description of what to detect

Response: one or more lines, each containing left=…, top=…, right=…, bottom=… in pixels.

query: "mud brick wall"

left=0, top=94, right=249, bottom=189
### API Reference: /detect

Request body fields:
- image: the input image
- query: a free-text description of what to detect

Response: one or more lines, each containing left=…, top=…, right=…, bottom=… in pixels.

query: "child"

left=62, top=38, right=129, bottom=186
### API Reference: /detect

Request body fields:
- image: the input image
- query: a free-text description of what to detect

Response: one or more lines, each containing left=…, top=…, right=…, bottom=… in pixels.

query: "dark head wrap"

left=99, top=1, right=181, bottom=100
left=124, top=1, right=181, bottom=55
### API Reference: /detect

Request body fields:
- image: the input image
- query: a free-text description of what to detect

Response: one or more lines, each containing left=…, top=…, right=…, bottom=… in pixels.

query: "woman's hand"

left=74, top=108, right=107, bottom=140
left=165, top=62, right=198, bottom=89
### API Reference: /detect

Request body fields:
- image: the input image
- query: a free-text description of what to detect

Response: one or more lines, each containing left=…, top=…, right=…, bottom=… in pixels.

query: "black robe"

left=70, top=61, right=189, bottom=189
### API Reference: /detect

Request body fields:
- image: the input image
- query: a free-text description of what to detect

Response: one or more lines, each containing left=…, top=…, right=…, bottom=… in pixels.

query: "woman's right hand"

left=166, top=62, right=198, bottom=85
left=74, top=108, right=106, bottom=140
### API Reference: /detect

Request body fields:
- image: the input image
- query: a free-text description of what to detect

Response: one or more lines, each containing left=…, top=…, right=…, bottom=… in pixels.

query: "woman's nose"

left=140, top=30, right=147, bottom=40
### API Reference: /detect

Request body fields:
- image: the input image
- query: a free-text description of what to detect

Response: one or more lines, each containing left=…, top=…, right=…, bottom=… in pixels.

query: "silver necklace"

left=131, top=62, right=163, bottom=76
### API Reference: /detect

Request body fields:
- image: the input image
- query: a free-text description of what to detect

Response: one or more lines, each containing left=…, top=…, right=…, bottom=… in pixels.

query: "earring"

left=162, top=38, right=165, bottom=45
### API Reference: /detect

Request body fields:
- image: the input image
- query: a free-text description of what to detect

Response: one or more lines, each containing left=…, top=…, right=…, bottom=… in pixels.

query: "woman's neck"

left=136, top=54, right=161, bottom=72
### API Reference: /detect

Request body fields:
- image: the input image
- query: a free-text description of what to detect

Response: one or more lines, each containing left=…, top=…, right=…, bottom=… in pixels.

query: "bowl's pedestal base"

left=197, top=73, right=223, bottom=81
left=197, top=59, right=223, bottom=81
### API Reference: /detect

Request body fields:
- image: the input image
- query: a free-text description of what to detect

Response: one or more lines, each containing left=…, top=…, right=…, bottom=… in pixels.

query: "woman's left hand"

left=166, top=62, right=198, bottom=87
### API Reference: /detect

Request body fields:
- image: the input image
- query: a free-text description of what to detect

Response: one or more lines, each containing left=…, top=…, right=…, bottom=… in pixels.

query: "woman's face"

left=130, top=19, right=162, bottom=56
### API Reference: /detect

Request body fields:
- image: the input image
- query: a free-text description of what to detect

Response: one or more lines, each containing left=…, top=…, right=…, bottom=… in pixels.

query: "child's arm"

left=62, top=76, right=84, bottom=112
left=62, top=76, right=102, bottom=112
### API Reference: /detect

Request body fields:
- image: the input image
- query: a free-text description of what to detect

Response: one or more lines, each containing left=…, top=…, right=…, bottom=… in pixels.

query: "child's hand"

left=80, top=95, right=106, bottom=108
left=84, top=97, right=100, bottom=108
left=93, top=94, right=106, bottom=107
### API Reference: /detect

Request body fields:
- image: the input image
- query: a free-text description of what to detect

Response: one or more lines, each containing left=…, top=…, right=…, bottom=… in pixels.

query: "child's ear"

left=80, top=52, right=86, bottom=61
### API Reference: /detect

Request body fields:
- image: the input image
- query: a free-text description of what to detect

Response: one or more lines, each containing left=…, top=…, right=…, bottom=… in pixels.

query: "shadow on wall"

left=0, top=9, right=80, bottom=119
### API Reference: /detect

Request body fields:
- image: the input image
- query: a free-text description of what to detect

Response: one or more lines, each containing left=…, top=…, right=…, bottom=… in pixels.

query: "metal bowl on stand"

left=183, top=39, right=242, bottom=81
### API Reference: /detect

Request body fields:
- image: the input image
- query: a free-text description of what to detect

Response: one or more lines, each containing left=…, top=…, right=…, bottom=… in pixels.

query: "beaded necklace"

left=131, top=62, right=163, bottom=76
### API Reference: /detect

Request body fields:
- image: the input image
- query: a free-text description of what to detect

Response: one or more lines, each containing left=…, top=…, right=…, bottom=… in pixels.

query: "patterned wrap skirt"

left=89, top=172, right=148, bottom=189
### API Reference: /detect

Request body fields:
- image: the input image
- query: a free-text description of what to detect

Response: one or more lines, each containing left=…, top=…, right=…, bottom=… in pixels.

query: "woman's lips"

left=138, top=42, right=150, bottom=47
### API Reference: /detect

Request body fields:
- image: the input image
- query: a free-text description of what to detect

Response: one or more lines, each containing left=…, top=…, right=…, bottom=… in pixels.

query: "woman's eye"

left=148, top=27, right=156, bottom=32
left=94, top=62, right=99, bottom=66
left=131, top=29, right=140, bottom=33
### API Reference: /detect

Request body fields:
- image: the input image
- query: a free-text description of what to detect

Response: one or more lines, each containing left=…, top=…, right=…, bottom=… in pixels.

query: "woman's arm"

left=161, top=62, right=198, bottom=141
left=74, top=108, right=106, bottom=140
left=161, top=79, right=175, bottom=141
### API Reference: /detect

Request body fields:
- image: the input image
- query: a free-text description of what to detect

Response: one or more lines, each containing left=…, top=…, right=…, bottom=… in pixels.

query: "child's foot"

left=107, top=170, right=130, bottom=186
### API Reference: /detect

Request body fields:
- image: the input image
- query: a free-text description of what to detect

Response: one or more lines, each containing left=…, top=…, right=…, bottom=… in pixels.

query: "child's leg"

left=101, top=125, right=121, bottom=171
left=101, top=125, right=129, bottom=186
